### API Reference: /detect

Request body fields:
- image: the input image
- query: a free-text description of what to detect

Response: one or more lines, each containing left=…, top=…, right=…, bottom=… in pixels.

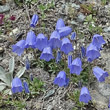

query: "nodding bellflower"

left=70, top=32, right=76, bottom=40
left=11, top=77, right=23, bottom=94
left=56, top=18, right=65, bottom=30
left=29, top=74, right=33, bottom=81
left=70, top=57, right=82, bottom=75
left=53, top=71, right=69, bottom=87
left=61, top=38, right=73, bottom=55
left=12, top=40, right=26, bottom=56
left=25, top=31, right=37, bottom=48
left=58, top=26, right=72, bottom=38
left=30, top=14, right=39, bottom=28
left=56, top=50, right=61, bottom=63
left=40, top=47, right=54, bottom=61
left=49, top=31, right=62, bottom=49
left=68, top=54, right=72, bottom=68
left=36, top=33, right=48, bottom=51
left=93, top=66, right=109, bottom=82
left=86, top=43, right=101, bottom=62
left=79, top=87, right=91, bottom=103
left=23, top=80, right=30, bottom=93
left=81, top=46, right=86, bottom=58
left=25, top=57, right=30, bottom=70
left=92, top=34, right=106, bottom=50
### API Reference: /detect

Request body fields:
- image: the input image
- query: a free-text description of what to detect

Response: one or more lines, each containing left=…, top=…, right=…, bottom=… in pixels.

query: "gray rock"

left=98, top=83, right=110, bottom=96
left=0, top=34, right=8, bottom=43
left=104, top=27, right=110, bottom=33
left=77, top=13, right=86, bottom=22
left=71, top=3, right=80, bottom=9
left=0, top=4, right=10, bottom=13
left=47, top=105, right=53, bottom=110
left=0, top=47, right=4, bottom=53
left=90, top=89, right=108, bottom=110
left=101, top=51, right=110, bottom=71
left=70, top=21, right=78, bottom=25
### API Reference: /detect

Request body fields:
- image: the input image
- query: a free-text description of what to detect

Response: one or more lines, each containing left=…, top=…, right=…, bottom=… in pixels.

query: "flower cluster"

left=11, top=14, right=109, bottom=104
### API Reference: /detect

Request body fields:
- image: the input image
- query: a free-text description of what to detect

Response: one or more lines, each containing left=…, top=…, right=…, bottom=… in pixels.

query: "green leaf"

left=0, top=66, right=5, bottom=74
left=44, top=89, right=55, bottom=99
left=15, top=67, right=26, bottom=78
left=5, top=72, right=13, bottom=87
left=3, top=89, right=12, bottom=95
left=9, top=57, right=15, bottom=74
left=0, top=66, right=12, bottom=87
left=0, top=66, right=9, bottom=85
left=0, top=82, right=7, bottom=91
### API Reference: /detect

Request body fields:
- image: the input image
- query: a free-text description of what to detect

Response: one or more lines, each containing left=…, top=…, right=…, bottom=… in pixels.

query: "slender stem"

left=33, top=49, right=38, bottom=60
left=88, top=62, right=92, bottom=89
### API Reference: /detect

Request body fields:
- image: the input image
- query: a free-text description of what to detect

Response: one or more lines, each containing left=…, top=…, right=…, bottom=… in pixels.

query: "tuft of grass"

left=71, top=66, right=92, bottom=86
left=29, top=77, right=45, bottom=96
left=67, top=90, right=85, bottom=110
left=32, top=58, right=64, bottom=74
left=0, top=95, right=26, bottom=110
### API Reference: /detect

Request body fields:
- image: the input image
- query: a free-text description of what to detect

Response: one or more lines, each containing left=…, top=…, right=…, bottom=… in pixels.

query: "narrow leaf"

left=5, top=72, right=13, bottom=87
left=9, top=57, right=15, bottom=74
left=3, top=89, right=12, bottom=95
left=0, top=66, right=5, bottom=74
left=15, top=67, right=26, bottom=78
left=0, top=82, right=6, bottom=91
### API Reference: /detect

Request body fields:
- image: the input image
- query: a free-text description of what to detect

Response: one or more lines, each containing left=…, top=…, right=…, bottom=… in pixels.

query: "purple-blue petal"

left=11, top=77, right=23, bottom=94
left=30, top=14, right=39, bottom=28
left=79, top=87, right=91, bottom=103
left=36, top=33, right=48, bottom=51
left=56, top=18, right=65, bottom=30
left=25, top=31, right=37, bottom=48
left=58, top=26, right=72, bottom=38
left=12, top=40, right=26, bottom=56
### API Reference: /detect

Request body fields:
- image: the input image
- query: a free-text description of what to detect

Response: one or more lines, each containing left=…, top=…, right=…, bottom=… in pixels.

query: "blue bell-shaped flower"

left=70, top=57, right=82, bottom=75
left=61, top=38, right=73, bottom=55
left=36, top=33, right=48, bottom=51
left=79, top=87, right=91, bottom=103
left=53, top=71, right=69, bottom=87
left=40, top=47, right=54, bottom=61
left=11, top=77, right=23, bottom=94
left=49, top=31, right=61, bottom=49
left=30, top=14, right=39, bottom=28
left=12, top=40, right=26, bottom=56
left=25, top=31, right=37, bottom=49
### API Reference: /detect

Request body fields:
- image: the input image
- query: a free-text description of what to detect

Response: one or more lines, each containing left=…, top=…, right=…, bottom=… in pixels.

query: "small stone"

left=0, top=47, right=4, bottom=53
left=70, top=21, right=78, bottom=25
left=91, top=89, right=108, bottom=110
left=103, top=27, right=110, bottom=33
left=47, top=105, right=53, bottom=110
left=77, top=13, right=86, bottom=22
left=0, top=4, right=10, bottom=13
left=9, top=28, right=20, bottom=37
left=35, top=102, right=41, bottom=109
left=98, top=83, right=110, bottom=97
left=71, top=3, right=80, bottom=9
left=0, top=35, right=7, bottom=43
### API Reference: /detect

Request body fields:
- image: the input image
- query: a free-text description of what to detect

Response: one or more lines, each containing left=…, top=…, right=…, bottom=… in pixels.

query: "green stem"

left=33, top=49, right=38, bottom=60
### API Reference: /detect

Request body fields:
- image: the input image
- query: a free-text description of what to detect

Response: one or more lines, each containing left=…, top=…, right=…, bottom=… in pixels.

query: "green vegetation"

left=84, top=14, right=103, bottom=34
left=68, top=90, right=85, bottom=110
left=0, top=95, right=26, bottom=110
left=32, top=58, right=64, bottom=74
left=29, top=77, right=45, bottom=95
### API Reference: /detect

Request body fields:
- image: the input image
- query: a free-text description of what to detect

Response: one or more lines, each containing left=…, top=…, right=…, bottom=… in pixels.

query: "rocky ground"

left=0, top=0, right=110, bottom=110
